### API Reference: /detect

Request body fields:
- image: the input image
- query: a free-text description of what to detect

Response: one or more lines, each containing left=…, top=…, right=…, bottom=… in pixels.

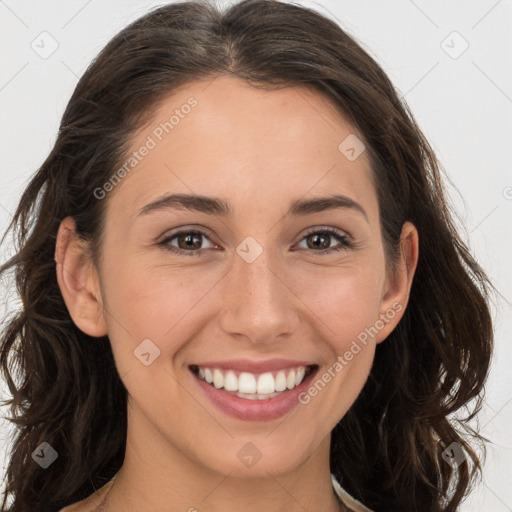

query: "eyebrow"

left=138, top=193, right=369, bottom=222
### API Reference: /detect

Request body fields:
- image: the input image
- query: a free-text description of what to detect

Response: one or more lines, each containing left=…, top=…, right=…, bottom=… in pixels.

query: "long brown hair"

left=0, top=1, right=493, bottom=510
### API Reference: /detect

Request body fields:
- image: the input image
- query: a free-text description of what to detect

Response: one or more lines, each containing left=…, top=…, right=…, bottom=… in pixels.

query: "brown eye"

left=175, top=232, right=203, bottom=250
left=159, top=229, right=216, bottom=256
left=295, top=228, right=353, bottom=255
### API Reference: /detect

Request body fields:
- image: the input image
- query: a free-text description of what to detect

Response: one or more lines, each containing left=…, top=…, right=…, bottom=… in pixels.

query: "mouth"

left=189, top=363, right=317, bottom=399
left=188, top=363, right=319, bottom=421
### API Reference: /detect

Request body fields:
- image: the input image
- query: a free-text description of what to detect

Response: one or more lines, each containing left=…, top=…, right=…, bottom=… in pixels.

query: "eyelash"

left=157, top=227, right=354, bottom=257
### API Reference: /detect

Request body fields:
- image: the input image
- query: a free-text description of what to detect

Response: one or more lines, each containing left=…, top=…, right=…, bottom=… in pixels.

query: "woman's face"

left=64, top=75, right=416, bottom=479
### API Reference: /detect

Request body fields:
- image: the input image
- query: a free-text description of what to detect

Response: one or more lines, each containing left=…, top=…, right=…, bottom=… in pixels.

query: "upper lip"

left=190, top=358, right=316, bottom=374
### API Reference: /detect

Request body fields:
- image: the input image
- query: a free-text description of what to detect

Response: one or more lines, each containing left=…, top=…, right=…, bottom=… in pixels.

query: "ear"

left=54, top=216, right=108, bottom=337
left=375, top=221, right=419, bottom=343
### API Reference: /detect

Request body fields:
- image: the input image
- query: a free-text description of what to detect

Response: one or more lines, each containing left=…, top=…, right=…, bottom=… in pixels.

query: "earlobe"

left=55, top=217, right=108, bottom=337
left=376, top=222, right=419, bottom=343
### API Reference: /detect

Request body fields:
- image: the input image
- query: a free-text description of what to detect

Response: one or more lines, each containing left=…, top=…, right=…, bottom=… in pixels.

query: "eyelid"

left=157, top=224, right=217, bottom=243
left=293, top=226, right=354, bottom=254
left=300, top=225, right=351, bottom=240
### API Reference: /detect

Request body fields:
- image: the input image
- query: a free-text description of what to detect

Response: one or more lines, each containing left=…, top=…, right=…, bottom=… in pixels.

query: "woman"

left=0, top=1, right=493, bottom=511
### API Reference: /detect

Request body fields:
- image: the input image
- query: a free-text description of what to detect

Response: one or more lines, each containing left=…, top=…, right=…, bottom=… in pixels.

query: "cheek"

left=99, top=255, right=223, bottom=365
left=291, top=263, right=386, bottom=348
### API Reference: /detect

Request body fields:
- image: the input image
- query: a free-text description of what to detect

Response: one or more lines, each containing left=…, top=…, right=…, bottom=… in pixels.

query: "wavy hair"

left=0, top=1, right=493, bottom=510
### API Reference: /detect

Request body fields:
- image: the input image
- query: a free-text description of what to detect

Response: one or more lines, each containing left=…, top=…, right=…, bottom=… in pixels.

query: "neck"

left=99, top=400, right=346, bottom=512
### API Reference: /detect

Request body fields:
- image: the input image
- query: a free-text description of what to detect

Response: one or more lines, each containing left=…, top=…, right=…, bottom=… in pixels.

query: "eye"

left=294, top=227, right=353, bottom=255
left=158, top=229, right=217, bottom=257
left=158, top=227, right=354, bottom=257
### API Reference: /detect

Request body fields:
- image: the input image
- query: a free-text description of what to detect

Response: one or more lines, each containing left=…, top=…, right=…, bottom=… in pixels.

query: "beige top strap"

left=331, top=474, right=374, bottom=512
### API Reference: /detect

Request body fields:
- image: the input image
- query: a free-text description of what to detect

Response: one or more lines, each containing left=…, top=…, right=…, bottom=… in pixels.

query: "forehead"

left=105, top=75, right=377, bottom=220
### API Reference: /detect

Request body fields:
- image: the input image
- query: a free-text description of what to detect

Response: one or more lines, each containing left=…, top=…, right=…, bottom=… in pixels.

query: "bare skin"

left=55, top=75, right=418, bottom=512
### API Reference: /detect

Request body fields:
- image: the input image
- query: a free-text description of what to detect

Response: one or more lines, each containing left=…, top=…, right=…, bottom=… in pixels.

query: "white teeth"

left=194, top=365, right=312, bottom=398
left=213, top=368, right=224, bottom=389
left=238, top=372, right=257, bottom=394
left=295, top=367, right=306, bottom=387
left=274, top=371, right=287, bottom=392
left=256, top=372, right=275, bottom=394
left=286, top=369, right=296, bottom=390
left=224, top=370, right=238, bottom=391
left=236, top=391, right=282, bottom=400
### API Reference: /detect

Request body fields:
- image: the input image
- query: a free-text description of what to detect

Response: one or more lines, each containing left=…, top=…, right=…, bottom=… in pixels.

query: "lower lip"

left=190, top=367, right=318, bottom=421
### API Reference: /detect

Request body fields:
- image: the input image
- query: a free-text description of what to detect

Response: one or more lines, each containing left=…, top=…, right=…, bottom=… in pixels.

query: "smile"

left=189, top=362, right=319, bottom=421
left=190, top=364, right=315, bottom=399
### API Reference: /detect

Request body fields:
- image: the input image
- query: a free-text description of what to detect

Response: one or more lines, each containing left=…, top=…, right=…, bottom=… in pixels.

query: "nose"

left=218, top=242, right=300, bottom=345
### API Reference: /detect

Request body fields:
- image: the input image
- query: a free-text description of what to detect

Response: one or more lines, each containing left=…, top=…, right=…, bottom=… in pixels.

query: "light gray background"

left=0, top=1, right=511, bottom=510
